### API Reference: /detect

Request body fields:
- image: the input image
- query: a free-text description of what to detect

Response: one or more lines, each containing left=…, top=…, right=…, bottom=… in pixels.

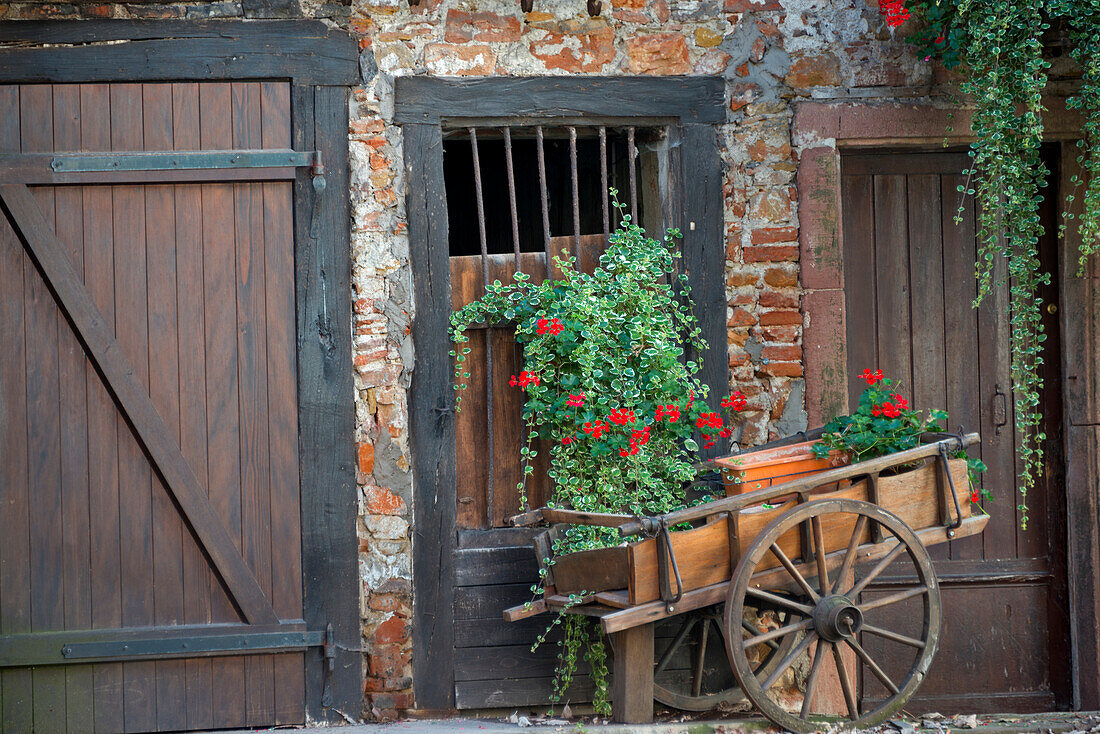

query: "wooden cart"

left=503, top=432, right=990, bottom=733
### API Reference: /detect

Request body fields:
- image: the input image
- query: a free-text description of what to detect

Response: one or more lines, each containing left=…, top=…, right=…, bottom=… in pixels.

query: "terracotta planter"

left=714, top=440, right=849, bottom=497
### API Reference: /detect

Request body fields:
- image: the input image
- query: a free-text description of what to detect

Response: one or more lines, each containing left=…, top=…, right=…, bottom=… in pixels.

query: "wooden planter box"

left=549, top=458, right=971, bottom=605
left=714, top=440, right=848, bottom=496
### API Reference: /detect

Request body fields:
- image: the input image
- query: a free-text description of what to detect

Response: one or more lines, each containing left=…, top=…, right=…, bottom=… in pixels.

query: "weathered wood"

left=0, top=182, right=280, bottom=627
left=502, top=600, right=547, bottom=622
left=455, top=547, right=538, bottom=587
left=297, top=83, right=360, bottom=722
left=456, top=675, right=596, bottom=709
left=611, top=623, right=654, bottom=724
left=680, top=123, right=726, bottom=461
left=553, top=547, right=630, bottom=595
left=0, top=21, right=359, bottom=85
left=628, top=517, right=732, bottom=605
left=599, top=514, right=990, bottom=634
left=406, top=121, right=457, bottom=710
left=618, top=436, right=979, bottom=536
left=394, top=77, right=725, bottom=125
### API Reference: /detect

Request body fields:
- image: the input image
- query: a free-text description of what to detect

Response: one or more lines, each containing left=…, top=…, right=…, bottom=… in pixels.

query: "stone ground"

left=217, top=711, right=1100, bottom=734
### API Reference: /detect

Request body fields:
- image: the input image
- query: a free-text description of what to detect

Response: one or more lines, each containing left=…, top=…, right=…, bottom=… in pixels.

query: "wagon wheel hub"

left=813, top=595, right=863, bottom=642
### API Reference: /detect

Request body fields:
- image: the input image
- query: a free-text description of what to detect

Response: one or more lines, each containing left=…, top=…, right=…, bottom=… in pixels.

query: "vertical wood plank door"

left=0, top=82, right=307, bottom=732
left=841, top=151, right=1071, bottom=713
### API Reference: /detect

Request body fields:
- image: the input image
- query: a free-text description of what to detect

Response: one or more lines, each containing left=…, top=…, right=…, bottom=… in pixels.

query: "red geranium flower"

left=549, top=318, right=564, bottom=336
left=879, top=0, right=909, bottom=27
left=562, top=435, right=574, bottom=445
left=566, top=392, right=585, bottom=408
left=608, top=408, right=637, bottom=426
left=721, top=391, right=747, bottom=411
left=696, top=412, right=722, bottom=431
left=859, top=368, right=885, bottom=385
left=509, top=371, right=540, bottom=388
left=891, top=394, right=909, bottom=410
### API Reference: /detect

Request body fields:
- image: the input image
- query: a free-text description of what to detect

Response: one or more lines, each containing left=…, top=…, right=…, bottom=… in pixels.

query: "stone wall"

left=0, top=0, right=936, bottom=720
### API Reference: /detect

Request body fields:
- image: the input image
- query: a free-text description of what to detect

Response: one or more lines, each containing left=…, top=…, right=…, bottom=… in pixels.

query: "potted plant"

left=812, top=369, right=989, bottom=506
left=450, top=199, right=745, bottom=712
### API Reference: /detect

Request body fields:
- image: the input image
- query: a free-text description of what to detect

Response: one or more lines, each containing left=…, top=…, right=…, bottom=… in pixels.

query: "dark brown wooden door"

left=0, top=82, right=307, bottom=732
left=841, top=151, right=1071, bottom=712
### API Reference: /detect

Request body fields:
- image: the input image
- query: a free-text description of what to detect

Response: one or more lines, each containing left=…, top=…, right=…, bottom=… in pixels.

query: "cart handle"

left=617, top=433, right=980, bottom=538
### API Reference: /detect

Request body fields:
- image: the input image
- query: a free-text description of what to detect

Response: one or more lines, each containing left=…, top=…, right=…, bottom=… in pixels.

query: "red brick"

left=444, top=9, right=521, bottom=43
left=81, top=4, right=114, bottom=18
left=358, top=442, right=375, bottom=474
left=424, top=42, right=497, bottom=76
left=727, top=270, right=758, bottom=287
left=364, top=485, right=407, bottom=516
left=729, top=352, right=750, bottom=366
left=786, top=52, right=842, bottom=89
left=530, top=26, right=614, bottom=73
left=761, top=361, right=804, bottom=377
left=724, top=0, right=780, bottom=9
left=758, top=290, right=800, bottom=309
left=368, top=645, right=411, bottom=678
left=763, top=345, right=802, bottom=361
left=761, top=325, right=800, bottom=343
left=728, top=307, right=757, bottom=327
left=751, top=226, right=799, bottom=245
left=369, top=592, right=409, bottom=613
left=744, top=245, right=798, bottom=263
left=730, top=292, right=755, bottom=306
left=729, top=82, right=760, bottom=111
left=373, top=615, right=409, bottom=645
left=624, top=32, right=691, bottom=75
left=763, top=266, right=798, bottom=287
left=759, top=310, right=802, bottom=326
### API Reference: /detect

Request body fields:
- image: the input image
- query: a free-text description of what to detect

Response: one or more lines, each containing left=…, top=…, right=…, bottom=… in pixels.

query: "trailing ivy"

left=897, top=0, right=1100, bottom=528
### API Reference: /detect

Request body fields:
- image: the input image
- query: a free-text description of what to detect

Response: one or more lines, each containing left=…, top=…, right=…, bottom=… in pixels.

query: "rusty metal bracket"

left=937, top=443, right=964, bottom=538
left=656, top=519, right=684, bottom=613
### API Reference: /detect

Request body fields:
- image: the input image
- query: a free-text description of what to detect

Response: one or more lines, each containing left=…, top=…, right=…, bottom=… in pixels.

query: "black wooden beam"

left=0, top=20, right=359, bottom=85
left=680, top=122, right=728, bottom=457
left=393, top=77, right=726, bottom=125
left=405, top=122, right=458, bottom=710
left=295, top=84, right=361, bottom=722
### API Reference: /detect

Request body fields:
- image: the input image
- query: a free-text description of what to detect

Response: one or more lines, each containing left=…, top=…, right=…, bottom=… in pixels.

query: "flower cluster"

left=566, top=393, right=585, bottom=408
left=655, top=404, right=682, bottom=423
left=608, top=408, right=637, bottom=426
left=582, top=419, right=610, bottom=439
left=509, top=371, right=541, bottom=388
left=620, top=426, right=652, bottom=457
left=859, top=368, right=885, bottom=385
left=537, top=317, right=564, bottom=337
left=721, top=392, right=747, bottom=411
left=879, top=0, right=909, bottom=26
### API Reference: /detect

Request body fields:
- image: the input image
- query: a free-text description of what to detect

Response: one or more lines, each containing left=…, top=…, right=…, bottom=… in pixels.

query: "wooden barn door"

left=841, top=150, right=1071, bottom=712
left=0, top=82, right=313, bottom=732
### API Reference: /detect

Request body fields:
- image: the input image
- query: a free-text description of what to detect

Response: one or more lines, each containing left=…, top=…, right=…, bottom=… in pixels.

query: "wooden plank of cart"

left=503, top=431, right=990, bottom=733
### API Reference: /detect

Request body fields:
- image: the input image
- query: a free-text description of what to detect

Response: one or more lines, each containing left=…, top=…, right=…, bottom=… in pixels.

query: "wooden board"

left=623, top=459, right=971, bottom=604
left=552, top=546, right=630, bottom=595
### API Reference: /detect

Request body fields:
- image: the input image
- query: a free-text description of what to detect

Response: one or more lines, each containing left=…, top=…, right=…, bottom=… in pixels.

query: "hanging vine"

left=895, top=0, right=1100, bottom=528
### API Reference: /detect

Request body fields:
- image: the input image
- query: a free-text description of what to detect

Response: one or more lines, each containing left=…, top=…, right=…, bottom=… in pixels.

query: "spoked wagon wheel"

left=724, top=498, right=941, bottom=733
left=653, top=601, right=798, bottom=711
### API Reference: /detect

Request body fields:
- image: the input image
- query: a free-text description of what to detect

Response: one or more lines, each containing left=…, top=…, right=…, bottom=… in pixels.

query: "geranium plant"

left=450, top=199, right=745, bottom=712
left=812, top=369, right=989, bottom=503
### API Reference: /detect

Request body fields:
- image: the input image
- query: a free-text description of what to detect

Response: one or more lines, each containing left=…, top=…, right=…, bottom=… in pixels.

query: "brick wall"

left=0, top=0, right=936, bottom=720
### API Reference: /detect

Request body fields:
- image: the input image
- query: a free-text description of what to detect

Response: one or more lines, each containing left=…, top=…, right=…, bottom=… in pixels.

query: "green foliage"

left=452, top=200, right=743, bottom=709
left=895, top=0, right=1100, bottom=528
left=451, top=201, right=742, bottom=550
left=813, top=370, right=989, bottom=502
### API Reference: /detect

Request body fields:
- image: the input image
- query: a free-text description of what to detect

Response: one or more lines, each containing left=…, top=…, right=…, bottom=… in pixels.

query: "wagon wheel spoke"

left=832, top=641, right=859, bottom=720
left=861, top=623, right=926, bottom=649
left=859, top=584, right=930, bottom=612
left=811, top=516, right=830, bottom=596
left=741, top=618, right=780, bottom=650
left=800, top=640, right=829, bottom=719
left=846, top=637, right=899, bottom=695
left=846, top=538, right=907, bottom=598
left=741, top=618, right=813, bottom=650
left=761, top=630, right=816, bottom=691
left=655, top=615, right=697, bottom=675
left=770, top=543, right=820, bottom=603
left=745, top=586, right=814, bottom=616
left=831, top=515, right=869, bottom=594
left=692, top=615, right=711, bottom=697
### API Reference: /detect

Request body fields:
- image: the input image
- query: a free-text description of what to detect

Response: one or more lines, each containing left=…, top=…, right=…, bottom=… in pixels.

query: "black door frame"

left=396, top=76, right=727, bottom=710
left=0, top=20, right=362, bottom=723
